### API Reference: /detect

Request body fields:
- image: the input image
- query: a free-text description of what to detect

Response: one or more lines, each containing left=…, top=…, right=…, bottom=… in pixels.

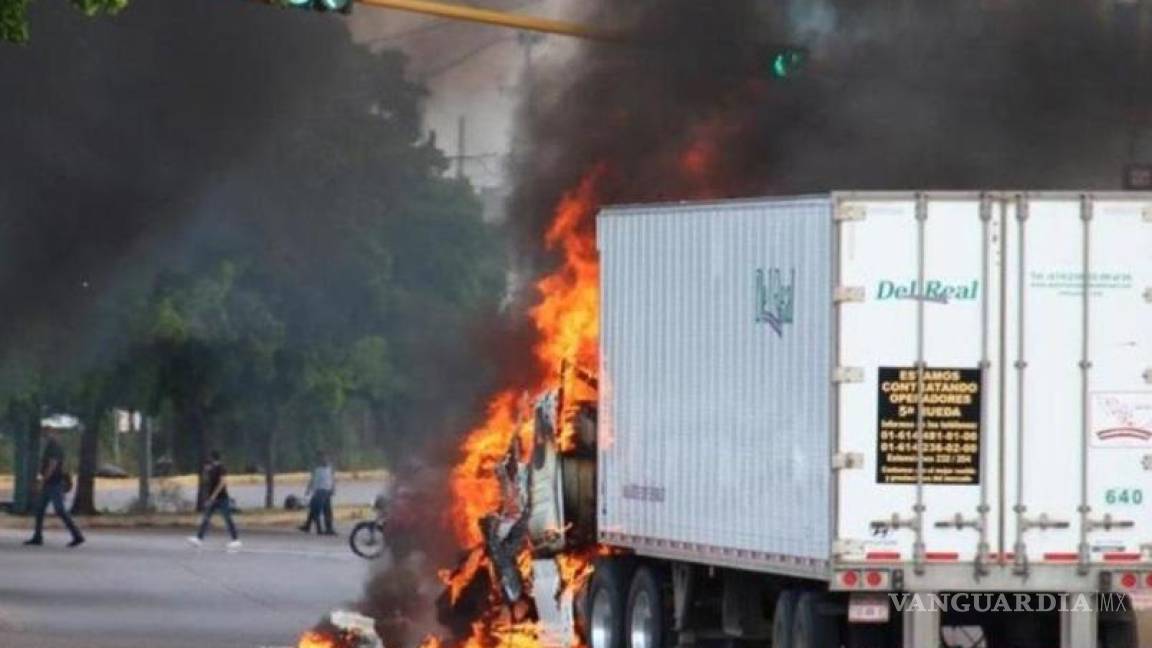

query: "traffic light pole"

left=353, top=0, right=622, bottom=42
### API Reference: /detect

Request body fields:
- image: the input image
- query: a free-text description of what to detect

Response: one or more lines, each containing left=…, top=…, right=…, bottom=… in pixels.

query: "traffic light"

left=281, top=0, right=351, bottom=14
left=769, top=47, right=806, bottom=79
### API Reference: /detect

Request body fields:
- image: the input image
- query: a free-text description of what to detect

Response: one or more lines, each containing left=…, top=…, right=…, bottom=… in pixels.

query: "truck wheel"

left=627, top=566, right=670, bottom=648
left=588, top=560, right=629, bottom=648
left=772, top=590, right=798, bottom=647
left=1100, top=604, right=1137, bottom=648
left=793, top=592, right=838, bottom=648
left=846, top=624, right=892, bottom=648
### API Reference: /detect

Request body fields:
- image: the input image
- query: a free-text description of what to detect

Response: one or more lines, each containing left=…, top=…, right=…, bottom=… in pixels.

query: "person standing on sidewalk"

left=299, top=451, right=336, bottom=535
left=188, top=450, right=241, bottom=550
left=25, top=426, right=85, bottom=548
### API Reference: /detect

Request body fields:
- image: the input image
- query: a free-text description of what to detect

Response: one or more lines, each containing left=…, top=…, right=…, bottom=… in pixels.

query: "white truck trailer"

left=526, top=192, right=1152, bottom=648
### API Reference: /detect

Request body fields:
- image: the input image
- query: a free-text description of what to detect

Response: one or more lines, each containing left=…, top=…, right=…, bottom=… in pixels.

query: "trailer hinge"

left=834, top=367, right=865, bottom=384
left=833, top=452, right=864, bottom=471
left=1019, top=513, right=1072, bottom=532
left=1143, top=455, right=1152, bottom=472
left=1144, top=207, right=1152, bottom=223
left=933, top=513, right=983, bottom=531
left=1144, top=368, right=1152, bottom=385
left=1085, top=513, right=1136, bottom=532
left=835, top=204, right=866, bottom=222
left=835, top=286, right=866, bottom=304
left=1144, top=287, right=1152, bottom=304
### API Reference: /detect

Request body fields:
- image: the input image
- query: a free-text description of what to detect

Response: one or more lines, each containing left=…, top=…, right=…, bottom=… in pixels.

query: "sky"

left=346, top=0, right=586, bottom=189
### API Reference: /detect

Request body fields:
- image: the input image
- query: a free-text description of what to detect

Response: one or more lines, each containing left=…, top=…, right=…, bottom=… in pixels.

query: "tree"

left=1, top=0, right=124, bottom=43
left=0, top=0, right=508, bottom=507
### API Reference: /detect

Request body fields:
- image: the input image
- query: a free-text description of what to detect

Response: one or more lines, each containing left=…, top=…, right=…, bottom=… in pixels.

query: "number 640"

left=1105, top=489, right=1144, bottom=505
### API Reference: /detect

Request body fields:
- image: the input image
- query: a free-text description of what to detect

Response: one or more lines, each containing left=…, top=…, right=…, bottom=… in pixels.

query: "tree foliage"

left=0, top=0, right=508, bottom=493
left=1, top=0, right=124, bottom=42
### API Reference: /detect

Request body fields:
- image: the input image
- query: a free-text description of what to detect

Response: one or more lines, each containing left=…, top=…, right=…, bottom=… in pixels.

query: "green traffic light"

left=319, top=0, right=351, bottom=11
left=771, top=49, right=805, bottom=79
left=285, top=0, right=311, bottom=8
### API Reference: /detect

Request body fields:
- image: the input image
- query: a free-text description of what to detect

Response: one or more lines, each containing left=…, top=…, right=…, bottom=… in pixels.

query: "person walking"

left=188, top=450, right=241, bottom=550
left=298, top=451, right=336, bottom=535
left=24, top=426, right=85, bottom=548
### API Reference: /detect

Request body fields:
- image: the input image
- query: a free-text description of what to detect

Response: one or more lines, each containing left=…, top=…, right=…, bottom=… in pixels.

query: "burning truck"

left=438, top=191, right=1152, bottom=648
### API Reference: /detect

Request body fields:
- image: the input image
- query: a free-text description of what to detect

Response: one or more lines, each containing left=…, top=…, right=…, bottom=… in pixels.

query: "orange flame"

left=529, top=167, right=603, bottom=376
left=441, top=167, right=607, bottom=647
left=297, top=631, right=337, bottom=648
left=438, top=546, right=487, bottom=606
left=448, top=168, right=605, bottom=550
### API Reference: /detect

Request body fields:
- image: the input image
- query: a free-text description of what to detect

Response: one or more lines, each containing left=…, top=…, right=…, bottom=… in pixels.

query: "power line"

left=419, top=34, right=517, bottom=79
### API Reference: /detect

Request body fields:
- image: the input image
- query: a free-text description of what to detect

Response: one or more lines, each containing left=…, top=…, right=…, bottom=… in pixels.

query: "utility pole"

left=517, top=30, right=544, bottom=96
left=456, top=114, right=467, bottom=180
left=514, top=28, right=545, bottom=154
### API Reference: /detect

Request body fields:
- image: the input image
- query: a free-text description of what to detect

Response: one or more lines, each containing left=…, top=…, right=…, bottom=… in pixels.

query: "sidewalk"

left=0, top=503, right=375, bottom=530
left=0, top=469, right=389, bottom=517
left=0, top=469, right=388, bottom=491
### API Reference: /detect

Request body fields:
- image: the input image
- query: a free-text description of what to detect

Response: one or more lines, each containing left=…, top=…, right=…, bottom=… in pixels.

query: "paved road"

left=0, top=527, right=370, bottom=648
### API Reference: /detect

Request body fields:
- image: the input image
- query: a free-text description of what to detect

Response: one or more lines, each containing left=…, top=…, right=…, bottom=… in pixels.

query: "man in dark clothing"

left=25, top=427, right=85, bottom=547
left=187, top=450, right=241, bottom=550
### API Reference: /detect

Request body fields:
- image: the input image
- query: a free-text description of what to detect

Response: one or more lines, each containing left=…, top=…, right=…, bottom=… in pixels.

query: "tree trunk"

left=264, top=425, right=276, bottom=510
left=71, top=412, right=101, bottom=515
left=187, top=403, right=208, bottom=512
left=12, top=404, right=41, bottom=515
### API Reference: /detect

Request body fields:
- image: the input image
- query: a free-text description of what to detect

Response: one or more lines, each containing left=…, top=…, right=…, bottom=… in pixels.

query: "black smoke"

left=505, top=0, right=1151, bottom=269
left=0, top=0, right=355, bottom=368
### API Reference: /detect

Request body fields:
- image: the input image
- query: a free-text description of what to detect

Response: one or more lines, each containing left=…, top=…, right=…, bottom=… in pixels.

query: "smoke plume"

left=506, top=0, right=1150, bottom=268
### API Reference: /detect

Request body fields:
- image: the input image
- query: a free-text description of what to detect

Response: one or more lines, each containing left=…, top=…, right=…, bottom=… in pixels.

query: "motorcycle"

left=349, top=489, right=417, bottom=560
left=349, top=493, right=390, bottom=559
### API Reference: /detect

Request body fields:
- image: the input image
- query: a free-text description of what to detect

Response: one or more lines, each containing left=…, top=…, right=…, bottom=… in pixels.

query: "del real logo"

left=876, top=279, right=979, bottom=303
left=755, top=267, right=795, bottom=337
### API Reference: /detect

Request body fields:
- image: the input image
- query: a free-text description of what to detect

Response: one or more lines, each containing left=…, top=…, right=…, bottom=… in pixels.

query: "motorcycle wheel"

left=349, top=521, right=386, bottom=560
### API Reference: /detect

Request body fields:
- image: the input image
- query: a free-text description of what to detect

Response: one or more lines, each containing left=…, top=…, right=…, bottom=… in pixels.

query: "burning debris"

left=299, top=610, right=385, bottom=648
left=436, top=384, right=596, bottom=647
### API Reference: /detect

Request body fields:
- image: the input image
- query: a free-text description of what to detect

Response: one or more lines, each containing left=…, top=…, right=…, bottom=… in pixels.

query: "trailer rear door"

left=1005, top=196, right=1152, bottom=569
left=834, top=193, right=1152, bottom=581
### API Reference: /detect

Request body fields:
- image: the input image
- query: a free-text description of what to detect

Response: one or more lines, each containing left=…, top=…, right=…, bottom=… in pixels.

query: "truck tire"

left=627, top=566, right=670, bottom=648
left=588, top=559, right=629, bottom=648
left=1101, top=604, right=1137, bottom=648
left=846, top=623, right=892, bottom=648
left=772, top=590, right=798, bottom=648
left=793, top=592, right=838, bottom=648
